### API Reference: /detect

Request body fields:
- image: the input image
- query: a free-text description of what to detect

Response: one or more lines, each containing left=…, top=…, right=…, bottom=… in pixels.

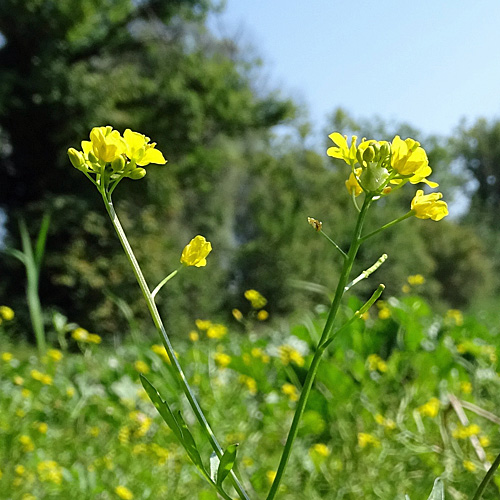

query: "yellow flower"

left=232, top=308, right=243, bottom=321
left=266, top=470, right=277, bottom=484
left=134, top=360, right=150, bottom=374
left=151, top=344, right=170, bottom=363
left=195, top=319, right=212, bottom=330
left=327, top=133, right=359, bottom=166
left=257, top=310, right=269, bottom=321
left=390, top=136, right=429, bottom=176
left=279, top=345, right=305, bottom=367
left=0, top=305, right=14, bottom=320
left=463, top=460, right=476, bottom=472
left=122, top=129, right=167, bottom=167
left=345, top=167, right=363, bottom=197
left=411, top=190, right=449, bottom=221
left=180, top=235, right=212, bottom=267
left=378, top=307, right=391, bottom=320
left=37, top=461, right=63, bottom=484
left=357, top=432, right=380, bottom=448
left=72, top=327, right=89, bottom=342
left=47, top=349, right=63, bottom=362
left=407, top=274, right=425, bottom=285
left=460, top=381, right=472, bottom=394
left=85, top=126, right=126, bottom=163
left=15, top=464, right=26, bottom=475
left=188, top=330, right=199, bottom=342
left=479, top=436, right=490, bottom=447
left=1, top=351, right=13, bottom=362
left=213, top=352, right=231, bottom=368
left=239, top=375, right=258, bottom=395
left=207, top=324, right=227, bottom=339
left=418, top=397, right=440, bottom=418
left=281, top=382, right=299, bottom=402
left=244, top=289, right=267, bottom=309
left=19, top=435, right=34, bottom=452
left=446, top=309, right=464, bottom=327
left=311, top=443, right=330, bottom=457
left=367, top=354, right=387, bottom=372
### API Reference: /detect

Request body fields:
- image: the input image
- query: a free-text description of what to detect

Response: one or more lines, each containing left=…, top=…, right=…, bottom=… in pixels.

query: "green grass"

left=1, top=293, right=500, bottom=500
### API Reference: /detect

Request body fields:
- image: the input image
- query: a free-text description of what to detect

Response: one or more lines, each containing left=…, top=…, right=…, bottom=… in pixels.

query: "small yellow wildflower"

left=15, top=464, right=26, bottom=475
left=89, top=426, right=100, bottom=437
left=232, top=308, right=243, bottom=321
left=281, top=383, right=299, bottom=402
left=37, top=460, right=63, bottom=485
left=30, top=369, right=52, bottom=385
left=345, top=167, right=363, bottom=197
left=411, top=190, right=449, bottom=221
left=266, top=470, right=277, bottom=484
left=401, top=284, right=411, bottom=294
left=378, top=307, right=391, bottom=320
left=257, top=310, right=269, bottom=321
left=66, top=387, right=75, bottom=397
left=188, top=330, right=199, bottom=342
left=35, top=422, right=48, bottom=434
left=390, top=136, right=429, bottom=176
left=445, top=309, right=464, bottom=327
left=453, top=424, right=481, bottom=439
left=134, top=360, right=150, bottom=374
left=374, top=414, right=396, bottom=430
left=180, top=235, right=212, bottom=267
left=460, top=381, right=472, bottom=394
left=88, top=333, right=102, bottom=344
left=279, top=345, right=305, bottom=367
left=213, top=352, right=231, bottom=368
left=47, top=349, right=63, bottom=362
left=72, top=327, right=89, bottom=342
left=22, top=388, right=32, bottom=398
left=463, top=460, right=476, bottom=472
left=367, top=354, right=387, bottom=373
left=195, top=319, right=212, bottom=330
left=14, top=376, right=24, bottom=385
left=479, top=436, right=490, bottom=447
left=311, top=443, right=330, bottom=457
left=407, top=274, right=425, bottom=286
left=418, top=397, right=440, bottom=418
left=118, top=425, right=130, bottom=444
left=151, top=344, right=170, bottom=363
left=1, top=352, right=13, bottom=362
left=327, top=133, right=359, bottom=166
left=207, top=324, right=227, bottom=339
left=244, top=289, right=267, bottom=309
left=358, top=432, right=380, bottom=448
left=239, top=375, right=258, bottom=395
left=19, top=435, right=34, bottom=452
left=115, top=485, right=134, bottom=500
left=0, top=305, right=15, bottom=320
left=122, top=128, right=167, bottom=167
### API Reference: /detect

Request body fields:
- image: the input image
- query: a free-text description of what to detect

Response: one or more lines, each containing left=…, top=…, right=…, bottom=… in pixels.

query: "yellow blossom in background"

left=279, top=345, right=305, bottom=367
left=89, top=426, right=100, bottom=437
left=118, top=425, right=131, bottom=444
left=257, top=310, right=269, bottom=321
left=239, top=375, right=258, bottom=395
left=180, top=235, right=212, bottom=267
left=47, top=349, right=63, bottom=362
left=207, top=324, right=228, bottom=339
left=14, top=376, right=24, bottom=385
left=367, top=354, right=387, bottom=372
left=358, top=432, right=380, bottom=448
left=134, top=360, right=150, bottom=374
left=453, top=424, right=481, bottom=439
left=266, top=470, right=277, bottom=484
left=72, top=327, right=101, bottom=343
left=19, top=435, right=34, bottom=452
left=460, top=381, right=472, bottom=394
left=311, top=443, right=330, bottom=457
left=375, top=414, right=396, bottom=430
left=151, top=344, right=171, bottom=363
left=88, top=333, right=102, bottom=344
left=37, top=460, right=63, bottom=484
left=282, top=383, right=299, bottom=402
left=0, top=305, right=15, bottom=320
left=401, top=284, right=411, bottom=294
left=232, top=308, right=243, bottom=321
left=378, top=307, right=391, bottom=320
left=66, top=387, right=75, bottom=398
left=244, top=289, right=267, bottom=309
left=345, top=167, right=363, bottom=197
left=30, top=369, right=52, bottom=385
left=407, top=274, right=425, bottom=286
left=479, top=436, right=490, bottom=447
left=22, top=388, right=32, bottom=398
left=188, top=330, right=199, bottom=342
left=411, top=190, right=449, bottom=221
left=213, top=352, right=231, bottom=368
left=418, top=397, right=440, bottom=418
left=463, top=460, right=476, bottom=472
left=1, top=352, right=13, bottom=362
left=15, top=464, right=26, bottom=475
left=195, top=319, right=212, bottom=330
left=446, top=309, right=464, bottom=327
left=115, top=485, right=134, bottom=500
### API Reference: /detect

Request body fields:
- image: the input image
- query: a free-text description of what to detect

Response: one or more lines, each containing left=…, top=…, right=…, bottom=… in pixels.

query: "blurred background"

left=1, top=0, right=499, bottom=338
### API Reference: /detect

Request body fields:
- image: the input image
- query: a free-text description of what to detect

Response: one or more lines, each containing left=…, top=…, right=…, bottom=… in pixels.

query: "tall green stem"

left=100, top=190, right=250, bottom=500
left=266, top=195, right=373, bottom=500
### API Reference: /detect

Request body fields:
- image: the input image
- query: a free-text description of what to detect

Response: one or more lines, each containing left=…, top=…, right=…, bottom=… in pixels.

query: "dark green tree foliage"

left=0, top=0, right=293, bottom=336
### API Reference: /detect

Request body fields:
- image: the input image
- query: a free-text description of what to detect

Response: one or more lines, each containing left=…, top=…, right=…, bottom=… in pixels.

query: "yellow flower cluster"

left=115, top=485, right=134, bottom=500
left=244, top=289, right=268, bottom=309
left=367, top=354, right=387, bottom=373
left=251, top=347, right=271, bottom=364
left=239, top=374, right=258, bottom=395
left=68, top=126, right=166, bottom=181
left=374, top=414, right=396, bottom=430
left=0, top=305, right=15, bottom=321
left=310, top=443, right=330, bottom=458
left=37, top=460, right=63, bottom=485
left=213, top=352, right=232, bottom=368
left=193, top=319, right=228, bottom=340
left=452, top=424, right=481, bottom=439
left=445, top=309, right=464, bottom=327
left=151, top=344, right=171, bottom=363
left=279, top=345, right=305, bottom=367
left=327, top=133, right=448, bottom=221
left=418, top=397, right=440, bottom=418
left=281, top=382, right=299, bottom=402
left=72, top=327, right=102, bottom=344
left=134, top=360, right=150, bottom=374
left=30, top=369, right=53, bottom=385
left=407, top=274, right=425, bottom=286
left=357, top=432, right=381, bottom=448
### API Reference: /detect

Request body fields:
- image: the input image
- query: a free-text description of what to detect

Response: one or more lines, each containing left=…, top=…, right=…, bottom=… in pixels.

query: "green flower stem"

left=266, top=195, right=373, bottom=500
left=359, top=211, right=413, bottom=244
left=319, top=230, right=347, bottom=259
left=472, top=450, right=500, bottom=500
left=100, top=190, right=251, bottom=500
left=151, top=269, right=179, bottom=300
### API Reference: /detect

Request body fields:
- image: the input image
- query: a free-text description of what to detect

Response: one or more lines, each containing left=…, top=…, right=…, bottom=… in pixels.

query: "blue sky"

left=209, top=1, right=500, bottom=142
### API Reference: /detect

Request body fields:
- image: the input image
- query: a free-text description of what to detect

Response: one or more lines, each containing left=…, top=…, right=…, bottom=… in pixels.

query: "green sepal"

left=217, top=443, right=239, bottom=487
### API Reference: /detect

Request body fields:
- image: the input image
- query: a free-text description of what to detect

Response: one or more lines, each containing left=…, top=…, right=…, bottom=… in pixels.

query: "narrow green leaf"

left=34, top=213, right=51, bottom=268
left=209, top=452, right=220, bottom=482
left=217, top=443, right=239, bottom=487
left=139, top=375, right=183, bottom=442
left=426, top=478, right=444, bottom=500
left=176, top=410, right=205, bottom=470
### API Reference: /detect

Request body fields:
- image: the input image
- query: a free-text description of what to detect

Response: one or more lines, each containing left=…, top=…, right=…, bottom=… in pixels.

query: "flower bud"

left=68, top=148, right=85, bottom=170
left=362, top=146, right=376, bottom=163
left=128, top=167, right=146, bottom=180
left=88, top=151, right=98, bottom=163
left=111, top=155, right=126, bottom=172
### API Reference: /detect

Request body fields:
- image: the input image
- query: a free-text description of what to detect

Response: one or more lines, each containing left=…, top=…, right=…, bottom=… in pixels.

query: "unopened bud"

left=111, top=155, right=125, bottom=172
left=379, top=142, right=390, bottom=158
left=128, top=167, right=146, bottom=180
left=382, top=186, right=392, bottom=195
left=362, top=146, right=376, bottom=162
left=68, top=148, right=85, bottom=170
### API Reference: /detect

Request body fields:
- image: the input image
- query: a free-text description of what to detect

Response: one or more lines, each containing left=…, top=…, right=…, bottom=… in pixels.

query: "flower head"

left=411, top=190, right=449, bottom=221
left=180, top=235, right=212, bottom=267
left=345, top=167, right=363, bottom=197
left=327, top=133, right=359, bottom=166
